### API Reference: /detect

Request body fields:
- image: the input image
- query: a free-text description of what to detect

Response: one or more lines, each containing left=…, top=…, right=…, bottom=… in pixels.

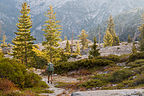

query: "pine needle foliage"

left=139, top=15, right=144, bottom=51
left=128, top=34, right=132, bottom=43
left=132, top=42, right=137, bottom=54
left=42, top=5, right=62, bottom=63
left=64, top=36, right=67, bottom=41
left=107, top=15, right=120, bottom=46
left=103, top=29, right=113, bottom=47
left=76, top=41, right=80, bottom=54
left=79, top=29, right=88, bottom=51
left=66, top=40, right=71, bottom=53
left=89, top=37, right=100, bottom=58
left=12, top=2, right=35, bottom=65
left=1, top=32, right=8, bottom=48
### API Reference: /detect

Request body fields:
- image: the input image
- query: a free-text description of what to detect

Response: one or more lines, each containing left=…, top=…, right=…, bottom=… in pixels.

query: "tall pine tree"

left=66, top=40, right=71, bottom=53
left=12, top=2, right=35, bottom=65
left=132, top=42, right=137, bottom=54
left=139, top=14, right=144, bottom=51
left=76, top=41, right=80, bottom=54
left=1, top=32, right=7, bottom=48
left=128, top=34, right=132, bottom=43
left=89, top=37, right=100, bottom=58
left=64, top=36, right=67, bottom=41
left=42, top=5, right=62, bottom=63
left=103, top=29, right=113, bottom=47
left=107, top=15, right=120, bottom=46
left=79, top=29, right=88, bottom=51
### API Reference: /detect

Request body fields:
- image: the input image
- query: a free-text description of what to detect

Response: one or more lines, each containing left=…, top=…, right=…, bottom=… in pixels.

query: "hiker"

left=46, top=62, right=54, bottom=84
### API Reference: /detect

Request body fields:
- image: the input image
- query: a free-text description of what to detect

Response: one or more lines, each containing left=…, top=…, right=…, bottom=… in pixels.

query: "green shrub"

left=92, top=74, right=111, bottom=83
left=55, top=59, right=115, bottom=74
left=24, top=72, right=42, bottom=88
left=116, top=80, right=134, bottom=89
left=0, top=57, right=44, bottom=88
left=0, top=58, right=27, bottom=88
left=79, top=79, right=104, bottom=89
left=128, top=52, right=144, bottom=62
left=36, top=89, right=54, bottom=93
left=108, top=69, right=134, bottom=83
left=128, top=59, right=144, bottom=68
left=134, top=59, right=144, bottom=65
left=133, top=74, right=144, bottom=86
left=35, top=81, right=49, bottom=88
left=96, top=55, right=120, bottom=62
left=29, top=53, right=47, bottom=69
left=119, top=54, right=130, bottom=62
left=133, top=65, right=144, bottom=74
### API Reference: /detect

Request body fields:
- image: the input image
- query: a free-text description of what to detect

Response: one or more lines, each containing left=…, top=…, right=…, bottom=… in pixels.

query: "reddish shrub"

left=0, top=78, right=17, bottom=91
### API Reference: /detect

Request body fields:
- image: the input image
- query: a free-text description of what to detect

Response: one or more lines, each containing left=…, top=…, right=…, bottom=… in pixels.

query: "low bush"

left=79, top=79, right=104, bottom=89
left=128, top=52, right=144, bottom=62
left=0, top=57, right=46, bottom=88
left=119, top=54, right=130, bottom=62
left=133, top=74, right=144, bottom=86
left=0, top=78, right=17, bottom=91
left=0, top=58, right=27, bottom=88
left=133, top=65, right=144, bottom=74
left=36, top=89, right=54, bottom=93
left=24, top=72, right=42, bottom=88
left=97, top=55, right=120, bottom=62
left=55, top=59, right=115, bottom=74
left=128, top=59, right=144, bottom=68
left=92, top=74, right=110, bottom=83
left=116, top=80, right=134, bottom=89
left=108, top=69, right=134, bottom=83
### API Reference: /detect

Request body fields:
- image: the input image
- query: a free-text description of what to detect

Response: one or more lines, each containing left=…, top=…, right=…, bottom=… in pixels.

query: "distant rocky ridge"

left=1, top=0, right=144, bottom=42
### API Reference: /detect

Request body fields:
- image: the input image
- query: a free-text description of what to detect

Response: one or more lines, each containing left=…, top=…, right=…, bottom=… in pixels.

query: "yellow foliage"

left=32, top=47, right=46, bottom=57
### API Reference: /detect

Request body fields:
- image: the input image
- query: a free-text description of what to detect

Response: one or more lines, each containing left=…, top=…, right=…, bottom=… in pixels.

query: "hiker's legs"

left=51, top=72, right=53, bottom=81
left=48, top=72, right=50, bottom=83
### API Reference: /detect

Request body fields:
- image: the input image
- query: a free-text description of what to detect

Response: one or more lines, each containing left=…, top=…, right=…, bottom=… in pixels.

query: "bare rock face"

left=71, top=89, right=144, bottom=96
left=2, top=47, right=11, bottom=54
left=100, top=42, right=139, bottom=56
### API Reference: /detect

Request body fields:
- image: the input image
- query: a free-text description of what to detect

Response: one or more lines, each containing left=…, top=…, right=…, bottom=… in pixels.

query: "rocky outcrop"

left=71, top=89, right=144, bottom=96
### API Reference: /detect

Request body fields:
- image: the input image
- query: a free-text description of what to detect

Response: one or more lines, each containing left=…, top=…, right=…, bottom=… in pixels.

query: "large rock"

left=71, top=89, right=144, bottom=96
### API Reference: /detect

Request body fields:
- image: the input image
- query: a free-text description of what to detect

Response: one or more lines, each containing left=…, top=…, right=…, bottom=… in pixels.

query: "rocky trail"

left=34, top=69, right=79, bottom=96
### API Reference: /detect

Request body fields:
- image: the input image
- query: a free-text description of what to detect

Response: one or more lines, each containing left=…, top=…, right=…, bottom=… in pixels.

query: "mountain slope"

left=1, top=0, right=144, bottom=43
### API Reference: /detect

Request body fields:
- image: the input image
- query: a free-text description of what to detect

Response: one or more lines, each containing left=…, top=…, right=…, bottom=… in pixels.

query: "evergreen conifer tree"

left=76, top=41, right=80, bottom=54
left=139, top=16, right=144, bottom=51
left=12, top=2, right=35, bottom=65
left=89, top=37, right=100, bottom=58
left=79, top=29, right=88, bottom=51
left=128, top=34, right=132, bottom=43
left=42, top=5, right=62, bottom=63
left=107, top=15, right=120, bottom=46
left=103, top=29, right=113, bottom=47
left=1, top=32, right=7, bottom=48
left=66, top=40, right=71, bottom=53
left=64, top=36, right=67, bottom=41
left=132, top=42, right=137, bottom=54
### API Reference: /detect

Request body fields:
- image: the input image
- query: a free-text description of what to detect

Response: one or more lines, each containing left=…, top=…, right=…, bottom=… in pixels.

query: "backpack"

left=46, top=63, right=54, bottom=72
